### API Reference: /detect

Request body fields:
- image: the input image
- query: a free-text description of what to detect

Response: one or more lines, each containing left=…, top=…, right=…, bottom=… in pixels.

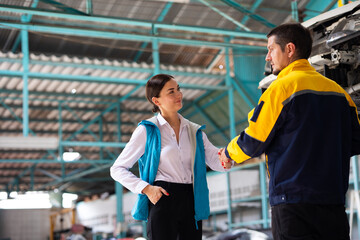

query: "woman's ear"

left=152, top=97, right=160, bottom=106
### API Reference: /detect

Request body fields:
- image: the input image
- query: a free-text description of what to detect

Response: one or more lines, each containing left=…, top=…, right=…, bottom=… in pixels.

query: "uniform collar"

left=277, top=59, right=315, bottom=79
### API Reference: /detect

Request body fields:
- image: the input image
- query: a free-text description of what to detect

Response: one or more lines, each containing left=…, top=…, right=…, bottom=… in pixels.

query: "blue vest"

left=131, top=116, right=210, bottom=223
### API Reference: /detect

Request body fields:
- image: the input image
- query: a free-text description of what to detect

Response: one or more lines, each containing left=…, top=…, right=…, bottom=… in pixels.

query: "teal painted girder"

left=0, top=22, right=267, bottom=50
left=11, top=0, right=39, bottom=53
left=220, top=0, right=275, bottom=28
left=21, top=16, right=29, bottom=137
left=0, top=117, right=133, bottom=126
left=0, top=70, right=228, bottom=91
left=0, top=102, right=150, bottom=116
left=60, top=103, right=117, bottom=159
left=198, top=0, right=250, bottom=31
left=193, top=103, right=229, bottom=141
left=241, top=0, right=264, bottom=25
left=39, top=0, right=88, bottom=15
left=37, top=163, right=113, bottom=190
left=133, top=1, right=173, bottom=62
left=86, top=0, right=92, bottom=15
left=0, top=56, right=224, bottom=79
left=65, top=85, right=143, bottom=144
left=0, top=4, right=267, bottom=41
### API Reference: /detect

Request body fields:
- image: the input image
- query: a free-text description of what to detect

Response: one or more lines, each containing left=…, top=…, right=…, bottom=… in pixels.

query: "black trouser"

left=147, top=181, right=202, bottom=240
left=271, top=203, right=349, bottom=240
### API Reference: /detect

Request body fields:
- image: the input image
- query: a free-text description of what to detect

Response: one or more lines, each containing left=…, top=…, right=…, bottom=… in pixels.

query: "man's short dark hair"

left=267, top=23, right=313, bottom=60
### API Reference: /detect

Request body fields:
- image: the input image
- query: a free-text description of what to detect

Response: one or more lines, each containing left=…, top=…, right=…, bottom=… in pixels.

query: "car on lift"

left=303, top=1, right=360, bottom=109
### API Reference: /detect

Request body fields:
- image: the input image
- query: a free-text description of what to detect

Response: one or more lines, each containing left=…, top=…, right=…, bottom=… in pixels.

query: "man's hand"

left=142, top=185, right=169, bottom=205
left=218, top=148, right=233, bottom=169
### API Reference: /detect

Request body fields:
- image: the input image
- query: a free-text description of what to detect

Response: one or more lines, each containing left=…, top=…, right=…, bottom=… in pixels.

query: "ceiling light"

left=63, top=152, right=81, bottom=162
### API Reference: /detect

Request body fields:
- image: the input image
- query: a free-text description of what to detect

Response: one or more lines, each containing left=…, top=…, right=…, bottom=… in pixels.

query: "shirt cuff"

left=136, top=181, right=150, bottom=195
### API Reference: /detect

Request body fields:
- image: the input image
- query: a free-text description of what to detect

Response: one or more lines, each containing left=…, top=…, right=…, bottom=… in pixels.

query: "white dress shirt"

left=110, top=114, right=227, bottom=194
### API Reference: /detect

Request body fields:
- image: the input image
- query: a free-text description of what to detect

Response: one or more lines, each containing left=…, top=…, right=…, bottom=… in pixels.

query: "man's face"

left=265, top=36, right=290, bottom=75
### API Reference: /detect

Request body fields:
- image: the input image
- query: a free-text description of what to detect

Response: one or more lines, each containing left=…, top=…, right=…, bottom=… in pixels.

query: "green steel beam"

left=207, top=117, right=248, bottom=137
left=63, top=103, right=99, bottom=141
left=181, top=80, right=225, bottom=114
left=116, top=104, right=122, bottom=146
left=11, top=0, right=39, bottom=53
left=193, top=104, right=229, bottom=141
left=133, top=1, right=173, bottom=62
left=21, top=15, right=30, bottom=137
left=152, top=38, right=160, bottom=75
left=225, top=40, right=235, bottom=230
left=220, top=0, right=275, bottom=28
left=0, top=57, right=225, bottom=79
left=241, top=0, right=263, bottom=25
left=70, top=177, right=113, bottom=182
left=0, top=70, right=228, bottom=91
left=0, top=4, right=267, bottom=40
left=0, top=117, right=134, bottom=126
left=291, top=0, right=299, bottom=22
left=86, top=0, right=92, bottom=15
left=61, top=104, right=117, bottom=159
left=36, top=163, right=113, bottom=190
left=116, top=182, right=125, bottom=238
left=259, top=161, right=269, bottom=228
left=184, top=92, right=228, bottom=121
left=0, top=101, right=151, bottom=115
left=59, top=103, right=65, bottom=178
left=99, top=117, right=104, bottom=160
left=36, top=168, right=62, bottom=181
left=198, top=0, right=250, bottom=31
left=61, top=141, right=127, bottom=148
left=0, top=22, right=267, bottom=50
left=39, top=0, right=87, bottom=15
left=65, top=84, right=143, bottom=142
left=231, top=77, right=256, bottom=108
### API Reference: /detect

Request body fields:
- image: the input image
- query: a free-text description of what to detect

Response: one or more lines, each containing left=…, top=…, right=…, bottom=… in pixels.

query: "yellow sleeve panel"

left=245, top=82, right=286, bottom=142
left=227, top=135, right=251, bottom=164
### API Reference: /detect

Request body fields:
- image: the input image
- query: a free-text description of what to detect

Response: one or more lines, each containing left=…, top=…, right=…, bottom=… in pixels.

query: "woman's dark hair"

left=267, top=23, right=313, bottom=60
left=145, top=74, right=174, bottom=113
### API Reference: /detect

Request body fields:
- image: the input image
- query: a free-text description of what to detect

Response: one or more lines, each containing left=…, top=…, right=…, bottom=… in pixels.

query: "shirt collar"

left=156, top=113, right=189, bottom=129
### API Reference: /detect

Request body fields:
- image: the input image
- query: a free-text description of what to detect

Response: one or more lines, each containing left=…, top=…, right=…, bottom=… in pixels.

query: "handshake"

left=218, top=147, right=233, bottom=170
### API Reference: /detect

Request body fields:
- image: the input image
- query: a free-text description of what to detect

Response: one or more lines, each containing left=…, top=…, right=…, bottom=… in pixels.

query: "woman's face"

left=152, top=79, right=183, bottom=114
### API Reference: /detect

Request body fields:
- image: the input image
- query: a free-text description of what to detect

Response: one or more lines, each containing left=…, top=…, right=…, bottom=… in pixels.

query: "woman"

left=110, top=74, right=231, bottom=240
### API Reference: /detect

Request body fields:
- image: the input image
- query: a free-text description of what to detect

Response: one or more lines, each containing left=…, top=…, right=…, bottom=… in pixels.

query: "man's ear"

left=152, top=97, right=160, bottom=106
left=286, top=42, right=296, bottom=59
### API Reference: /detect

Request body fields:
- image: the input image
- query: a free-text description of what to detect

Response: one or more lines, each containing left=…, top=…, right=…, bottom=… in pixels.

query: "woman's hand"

left=142, top=185, right=169, bottom=205
left=218, top=148, right=233, bottom=169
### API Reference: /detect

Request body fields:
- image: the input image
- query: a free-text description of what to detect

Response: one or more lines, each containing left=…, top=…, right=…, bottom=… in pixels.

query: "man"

left=219, top=23, right=360, bottom=239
